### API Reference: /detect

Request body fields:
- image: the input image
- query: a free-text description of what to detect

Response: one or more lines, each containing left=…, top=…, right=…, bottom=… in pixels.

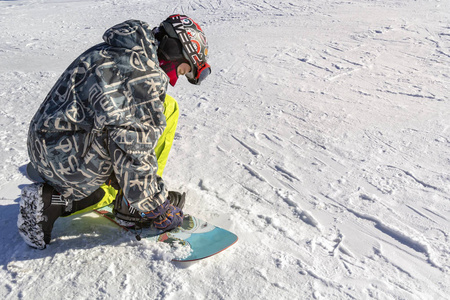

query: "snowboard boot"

left=17, top=183, right=66, bottom=249
left=113, top=191, right=186, bottom=228
left=113, top=192, right=147, bottom=227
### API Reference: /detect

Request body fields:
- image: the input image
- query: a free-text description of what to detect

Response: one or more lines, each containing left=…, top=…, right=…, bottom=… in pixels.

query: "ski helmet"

left=160, top=14, right=211, bottom=85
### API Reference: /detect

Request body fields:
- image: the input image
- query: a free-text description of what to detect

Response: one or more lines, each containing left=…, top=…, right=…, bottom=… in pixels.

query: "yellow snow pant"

left=67, top=94, right=180, bottom=216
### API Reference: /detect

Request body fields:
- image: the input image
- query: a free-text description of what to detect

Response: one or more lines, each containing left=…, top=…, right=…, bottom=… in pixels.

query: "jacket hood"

left=103, top=20, right=158, bottom=58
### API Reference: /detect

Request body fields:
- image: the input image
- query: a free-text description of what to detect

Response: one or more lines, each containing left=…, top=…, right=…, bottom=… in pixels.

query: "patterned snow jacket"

left=28, top=20, right=170, bottom=213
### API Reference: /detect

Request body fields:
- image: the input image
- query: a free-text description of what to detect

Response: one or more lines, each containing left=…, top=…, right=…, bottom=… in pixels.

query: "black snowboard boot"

left=113, top=191, right=146, bottom=226
left=17, top=183, right=66, bottom=249
left=113, top=191, right=186, bottom=227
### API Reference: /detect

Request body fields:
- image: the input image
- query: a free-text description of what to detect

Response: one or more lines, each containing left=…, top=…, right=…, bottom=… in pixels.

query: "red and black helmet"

left=160, top=14, right=211, bottom=85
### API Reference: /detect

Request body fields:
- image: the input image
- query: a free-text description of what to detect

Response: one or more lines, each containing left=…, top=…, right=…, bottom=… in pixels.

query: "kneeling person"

left=18, top=15, right=211, bottom=249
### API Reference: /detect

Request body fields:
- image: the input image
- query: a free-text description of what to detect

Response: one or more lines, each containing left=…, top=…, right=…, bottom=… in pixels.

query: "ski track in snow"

left=1, top=0, right=450, bottom=299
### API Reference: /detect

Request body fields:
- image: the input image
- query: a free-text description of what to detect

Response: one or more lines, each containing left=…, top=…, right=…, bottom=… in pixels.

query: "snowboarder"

left=18, top=15, right=211, bottom=249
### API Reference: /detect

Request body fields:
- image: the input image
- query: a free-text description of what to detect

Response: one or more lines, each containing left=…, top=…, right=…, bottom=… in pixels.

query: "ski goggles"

left=185, top=62, right=211, bottom=85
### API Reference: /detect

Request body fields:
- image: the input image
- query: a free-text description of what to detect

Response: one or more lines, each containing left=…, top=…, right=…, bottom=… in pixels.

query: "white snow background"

left=0, top=0, right=449, bottom=299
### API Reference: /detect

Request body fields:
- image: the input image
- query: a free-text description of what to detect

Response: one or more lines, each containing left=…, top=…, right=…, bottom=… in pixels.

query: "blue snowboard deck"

left=95, top=204, right=238, bottom=262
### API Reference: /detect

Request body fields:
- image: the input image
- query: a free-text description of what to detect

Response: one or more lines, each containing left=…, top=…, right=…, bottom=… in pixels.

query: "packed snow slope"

left=1, top=0, right=449, bottom=299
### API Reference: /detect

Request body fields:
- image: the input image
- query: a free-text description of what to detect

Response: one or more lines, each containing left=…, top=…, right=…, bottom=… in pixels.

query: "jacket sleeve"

left=96, top=53, right=170, bottom=213
left=108, top=108, right=168, bottom=213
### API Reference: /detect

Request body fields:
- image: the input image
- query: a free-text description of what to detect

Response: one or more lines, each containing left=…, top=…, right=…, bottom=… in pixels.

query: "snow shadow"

left=18, top=164, right=27, bottom=177
left=0, top=197, right=130, bottom=268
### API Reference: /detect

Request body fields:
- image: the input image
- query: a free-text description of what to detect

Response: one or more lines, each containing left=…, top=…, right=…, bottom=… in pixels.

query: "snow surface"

left=1, top=0, right=449, bottom=299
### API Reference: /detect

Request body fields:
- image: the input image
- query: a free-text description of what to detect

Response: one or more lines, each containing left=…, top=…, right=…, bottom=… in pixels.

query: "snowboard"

left=24, top=163, right=238, bottom=262
left=95, top=204, right=238, bottom=262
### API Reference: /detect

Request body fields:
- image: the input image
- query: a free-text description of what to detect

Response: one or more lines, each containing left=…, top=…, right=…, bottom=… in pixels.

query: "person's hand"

left=168, top=191, right=186, bottom=209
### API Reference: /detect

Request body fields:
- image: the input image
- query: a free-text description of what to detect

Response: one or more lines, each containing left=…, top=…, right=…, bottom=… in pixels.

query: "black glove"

left=167, top=191, right=186, bottom=210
